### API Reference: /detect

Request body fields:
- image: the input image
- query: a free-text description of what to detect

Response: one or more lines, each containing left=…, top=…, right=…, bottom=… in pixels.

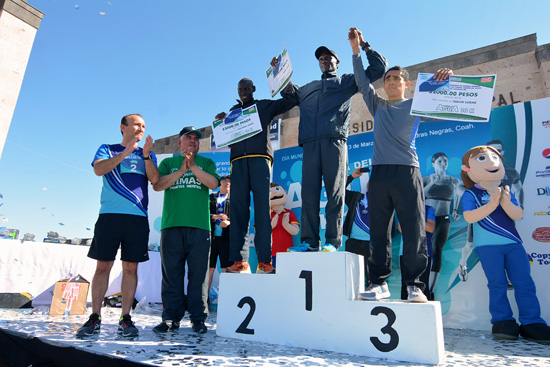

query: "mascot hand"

left=488, top=187, right=502, bottom=209
left=282, top=212, right=290, bottom=226
left=271, top=213, right=279, bottom=229
left=500, top=185, right=511, bottom=205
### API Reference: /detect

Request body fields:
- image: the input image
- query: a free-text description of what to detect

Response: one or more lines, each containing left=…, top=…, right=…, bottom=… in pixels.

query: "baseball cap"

left=315, top=46, right=339, bottom=62
left=178, top=126, right=203, bottom=138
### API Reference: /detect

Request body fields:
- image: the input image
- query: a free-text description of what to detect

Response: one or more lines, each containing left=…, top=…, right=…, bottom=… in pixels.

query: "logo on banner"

left=536, top=166, right=550, bottom=178
left=529, top=252, right=550, bottom=266
left=533, top=227, right=550, bottom=243
left=543, top=148, right=550, bottom=159
left=543, top=120, right=550, bottom=128
left=533, top=210, right=550, bottom=216
left=536, top=187, right=550, bottom=196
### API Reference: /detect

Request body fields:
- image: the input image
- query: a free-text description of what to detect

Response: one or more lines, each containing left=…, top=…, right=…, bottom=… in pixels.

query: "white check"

left=212, top=104, right=262, bottom=148
left=266, top=47, right=293, bottom=98
left=411, top=73, right=497, bottom=122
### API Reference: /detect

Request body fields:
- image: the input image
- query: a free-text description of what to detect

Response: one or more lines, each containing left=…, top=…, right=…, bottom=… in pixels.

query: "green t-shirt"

left=158, top=154, right=219, bottom=231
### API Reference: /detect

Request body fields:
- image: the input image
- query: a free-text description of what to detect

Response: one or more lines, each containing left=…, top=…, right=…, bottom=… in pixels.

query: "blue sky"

left=1, top=0, right=549, bottom=239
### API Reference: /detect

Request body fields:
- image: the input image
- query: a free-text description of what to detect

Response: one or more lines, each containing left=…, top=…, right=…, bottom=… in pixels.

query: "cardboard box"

left=49, top=275, right=89, bottom=316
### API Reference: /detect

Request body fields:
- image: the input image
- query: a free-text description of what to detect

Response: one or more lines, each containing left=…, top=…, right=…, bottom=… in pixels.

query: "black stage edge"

left=0, top=328, right=147, bottom=367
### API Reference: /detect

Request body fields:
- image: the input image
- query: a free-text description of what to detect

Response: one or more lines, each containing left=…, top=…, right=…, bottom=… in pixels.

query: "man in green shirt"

left=152, top=126, right=220, bottom=334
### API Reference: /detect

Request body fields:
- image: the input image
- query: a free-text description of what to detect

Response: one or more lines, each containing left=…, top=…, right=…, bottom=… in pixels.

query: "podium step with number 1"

left=217, top=252, right=444, bottom=365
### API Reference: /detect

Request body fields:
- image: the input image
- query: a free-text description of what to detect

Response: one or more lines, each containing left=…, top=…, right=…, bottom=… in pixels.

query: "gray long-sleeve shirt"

left=352, top=53, right=437, bottom=167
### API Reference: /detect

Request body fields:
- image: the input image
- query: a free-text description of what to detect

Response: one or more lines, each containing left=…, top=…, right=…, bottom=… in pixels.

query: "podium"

left=217, top=252, right=444, bottom=365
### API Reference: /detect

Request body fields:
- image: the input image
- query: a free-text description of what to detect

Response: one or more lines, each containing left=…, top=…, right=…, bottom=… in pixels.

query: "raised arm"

left=143, top=135, right=159, bottom=184
left=187, top=154, right=219, bottom=190
left=93, top=138, right=139, bottom=176
left=463, top=188, right=501, bottom=223
left=351, top=28, right=387, bottom=83
left=153, top=158, right=189, bottom=192
left=499, top=185, right=524, bottom=221
left=350, top=34, right=382, bottom=116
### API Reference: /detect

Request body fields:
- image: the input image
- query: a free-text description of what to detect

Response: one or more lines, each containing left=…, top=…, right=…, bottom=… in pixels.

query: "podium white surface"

left=217, top=252, right=444, bottom=365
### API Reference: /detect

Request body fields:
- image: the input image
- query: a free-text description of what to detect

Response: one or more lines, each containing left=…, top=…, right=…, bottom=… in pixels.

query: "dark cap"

left=220, top=175, right=231, bottom=181
left=178, top=126, right=203, bottom=138
left=315, top=46, right=339, bottom=62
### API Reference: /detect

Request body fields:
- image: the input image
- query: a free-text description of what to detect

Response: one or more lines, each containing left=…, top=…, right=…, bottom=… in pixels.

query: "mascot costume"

left=269, top=183, right=299, bottom=267
left=460, top=145, right=550, bottom=343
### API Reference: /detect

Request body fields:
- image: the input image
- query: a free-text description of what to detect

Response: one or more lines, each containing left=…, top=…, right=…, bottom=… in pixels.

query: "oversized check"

left=411, top=73, right=497, bottom=122
left=212, top=104, right=262, bottom=148
left=266, top=47, right=293, bottom=98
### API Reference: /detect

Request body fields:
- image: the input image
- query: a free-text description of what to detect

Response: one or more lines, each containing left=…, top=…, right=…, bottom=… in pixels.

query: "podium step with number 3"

left=217, top=252, right=444, bottom=365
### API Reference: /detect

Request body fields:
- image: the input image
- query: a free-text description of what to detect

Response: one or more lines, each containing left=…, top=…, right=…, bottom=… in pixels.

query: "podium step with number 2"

left=217, top=252, right=444, bottom=365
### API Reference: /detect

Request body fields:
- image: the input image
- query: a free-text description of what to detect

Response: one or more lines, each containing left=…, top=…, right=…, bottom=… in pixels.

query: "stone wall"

left=153, top=34, right=550, bottom=154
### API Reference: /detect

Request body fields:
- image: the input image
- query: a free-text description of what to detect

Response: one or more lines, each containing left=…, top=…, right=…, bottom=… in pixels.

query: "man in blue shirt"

left=77, top=114, right=159, bottom=338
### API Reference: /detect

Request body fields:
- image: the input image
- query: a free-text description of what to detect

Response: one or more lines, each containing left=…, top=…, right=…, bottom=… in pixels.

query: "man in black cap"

left=272, top=28, right=387, bottom=252
left=152, top=126, right=220, bottom=334
left=214, top=78, right=297, bottom=274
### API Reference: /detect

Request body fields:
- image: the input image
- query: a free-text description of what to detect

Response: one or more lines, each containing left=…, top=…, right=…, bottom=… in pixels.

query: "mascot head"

left=270, top=182, right=287, bottom=213
left=461, top=145, right=505, bottom=189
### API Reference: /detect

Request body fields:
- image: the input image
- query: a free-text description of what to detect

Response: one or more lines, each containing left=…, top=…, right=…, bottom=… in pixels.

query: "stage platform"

left=0, top=305, right=548, bottom=367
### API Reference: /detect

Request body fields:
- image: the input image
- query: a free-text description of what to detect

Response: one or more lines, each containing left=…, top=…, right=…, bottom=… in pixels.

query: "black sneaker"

left=118, top=314, right=139, bottom=337
left=76, top=313, right=101, bottom=337
left=153, top=320, right=180, bottom=333
left=192, top=320, right=207, bottom=334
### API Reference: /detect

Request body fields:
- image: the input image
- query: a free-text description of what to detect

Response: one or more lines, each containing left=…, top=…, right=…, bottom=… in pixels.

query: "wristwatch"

left=361, top=42, right=371, bottom=51
left=143, top=155, right=151, bottom=160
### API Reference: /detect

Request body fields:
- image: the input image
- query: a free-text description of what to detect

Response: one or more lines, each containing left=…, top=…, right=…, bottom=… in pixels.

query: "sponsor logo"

left=534, top=211, right=550, bottom=216
left=529, top=252, right=550, bottom=265
left=536, top=186, right=550, bottom=196
left=543, top=120, right=550, bottom=128
left=533, top=227, right=550, bottom=242
left=536, top=166, right=550, bottom=178
left=544, top=148, right=550, bottom=159
left=481, top=77, right=493, bottom=83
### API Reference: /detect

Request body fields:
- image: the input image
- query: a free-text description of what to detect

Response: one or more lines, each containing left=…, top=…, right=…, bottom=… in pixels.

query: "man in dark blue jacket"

left=274, top=28, right=387, bottom=252
left=215, top=79, right=297, bottom=274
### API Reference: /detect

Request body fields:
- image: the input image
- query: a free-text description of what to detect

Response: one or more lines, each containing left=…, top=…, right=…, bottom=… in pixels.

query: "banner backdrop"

left=147, top=98, right=550, bottom=331
left=269, top=98, right=550, bottom=331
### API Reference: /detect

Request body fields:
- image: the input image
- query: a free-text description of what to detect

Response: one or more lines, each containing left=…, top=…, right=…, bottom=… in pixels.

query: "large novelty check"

left=212, top=104, right=262, bottom=148
left=266, top=47, right=293, bottom=98
left=410, top=73, right=497, bottom=122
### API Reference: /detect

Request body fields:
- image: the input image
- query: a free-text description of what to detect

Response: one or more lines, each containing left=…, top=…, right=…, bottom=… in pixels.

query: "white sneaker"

left=322, top=244, right=337, bottom=252
left=407, top=285, right=428, bottom=303
left=359, top=283, right=390, bottom=300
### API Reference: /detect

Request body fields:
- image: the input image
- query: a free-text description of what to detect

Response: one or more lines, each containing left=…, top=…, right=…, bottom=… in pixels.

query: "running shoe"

left=359, top=282, right=390, bottom=300
left=226, top=261, right=251, bottom=273
left=76, top=313, right=101, bottom=337
left=257, top=262, right=275, bottom=274
left=118, top=314, right=139, bottom=337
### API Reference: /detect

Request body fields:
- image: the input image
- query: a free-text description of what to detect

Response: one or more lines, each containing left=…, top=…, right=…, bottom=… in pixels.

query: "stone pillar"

left=0, top=0, right=43, bottom=158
